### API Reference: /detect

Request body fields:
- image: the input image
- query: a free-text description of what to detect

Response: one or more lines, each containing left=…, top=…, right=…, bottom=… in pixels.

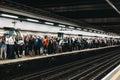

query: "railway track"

left=12, top=49, right=120, bottom=80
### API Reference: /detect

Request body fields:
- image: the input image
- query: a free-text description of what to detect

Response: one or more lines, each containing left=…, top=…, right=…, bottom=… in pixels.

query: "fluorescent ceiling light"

left=94, top=31, right=96, bottom=33
left=97, top=31, right=101, bottom=34
left=1, top=14, right=18, bottom=18
left=45, top=22, right=54, bottom=25
left=77, top=28, right=82, bottom=30
left=89, top=30, right=92, bottom=32
left=59, top=28, right=67, bottom=31
left=69, top=26, right=74, bottom=29
left=83, top=29, right=87, bottom=31
left=26, top=18, right=39, bottom=22
left=58, top=24, right=66, bottom=27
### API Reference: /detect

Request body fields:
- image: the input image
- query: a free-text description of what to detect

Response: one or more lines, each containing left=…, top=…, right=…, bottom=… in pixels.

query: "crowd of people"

left=0, top=33, right=120, bottom=60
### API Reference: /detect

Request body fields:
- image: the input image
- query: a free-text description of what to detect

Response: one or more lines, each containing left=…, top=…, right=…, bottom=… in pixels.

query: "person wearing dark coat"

left=34, top=36, right=41, bottom=55
left=28, top=36, right=34, bottom=56
left=24, top=36, right=29, bottom=56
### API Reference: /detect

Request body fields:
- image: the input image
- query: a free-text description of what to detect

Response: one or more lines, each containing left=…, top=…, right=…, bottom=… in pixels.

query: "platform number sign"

left=58, top=32, right=64, bottom=38
left=9, top=30, right=14, bottom=36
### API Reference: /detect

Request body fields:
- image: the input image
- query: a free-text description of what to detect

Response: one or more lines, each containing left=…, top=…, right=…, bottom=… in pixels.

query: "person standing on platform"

left=34, top=36, right=40, bottom=55
left=0, top=36, right=2, bottom=58
left=52, top=37, right=57, bottom=54
left=18, top=38, right=24, bottom=57
left=77, top=38, right=81, bottom=50
left=5, top=34, right=9, bottom=59
left=0, top=36, right=7, bottom=59
left=62, top=38, right=68, bottom=52
left=58, top=38, right=63, bottom=53
left=68, top=37, right=73, bottom=51
left=48, top=38, right=53, bottom=54
left=14, top=36, right=19, bottom=58
left=39, top=36, right=43, bottom=54
left=28, top=35, right=34, bottom=56
left=8, top=34, right=15, bottom=59
left=24, top=36, right=29, bottom=56
left=43, top=36, right=49, bottom=55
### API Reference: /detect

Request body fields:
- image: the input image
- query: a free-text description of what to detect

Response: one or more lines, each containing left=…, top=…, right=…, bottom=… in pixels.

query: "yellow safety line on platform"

left=110, top=69, right=120, bottom=80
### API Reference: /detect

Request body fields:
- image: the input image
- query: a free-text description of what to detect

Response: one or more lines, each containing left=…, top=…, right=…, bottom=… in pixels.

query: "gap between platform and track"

left=0, top=45, right=119, bottom=65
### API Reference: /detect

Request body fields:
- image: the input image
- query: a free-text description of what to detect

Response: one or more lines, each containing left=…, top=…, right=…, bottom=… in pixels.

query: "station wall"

left=0, top=17, right=111, bottom=38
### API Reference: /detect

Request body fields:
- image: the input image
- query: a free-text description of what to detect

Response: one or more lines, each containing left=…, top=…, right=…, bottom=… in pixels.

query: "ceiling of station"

left=2, top=0, right=120, bottom=34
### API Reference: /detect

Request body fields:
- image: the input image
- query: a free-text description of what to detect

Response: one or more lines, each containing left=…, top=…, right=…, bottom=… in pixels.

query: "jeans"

left=0, top=45, right=7, bottom=59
